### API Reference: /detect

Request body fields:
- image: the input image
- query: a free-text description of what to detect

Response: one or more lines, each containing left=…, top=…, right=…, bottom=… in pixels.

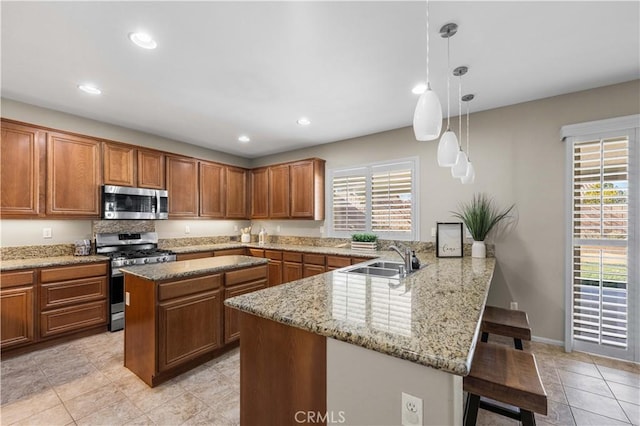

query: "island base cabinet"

left=158, top=291, right=222, bottom=372
left=239, top=312, right=326, bottom=426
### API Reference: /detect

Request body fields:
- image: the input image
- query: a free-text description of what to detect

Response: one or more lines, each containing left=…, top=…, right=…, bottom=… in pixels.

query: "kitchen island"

left=225, top=253, right=495, bottom=426
left=121, top=255, right=268, bottom=386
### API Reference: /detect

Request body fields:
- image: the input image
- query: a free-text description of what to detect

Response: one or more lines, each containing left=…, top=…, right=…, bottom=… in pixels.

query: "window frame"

left=562, top=114, right=639, bottom=362
left=326, top=157, right=419, bottom=241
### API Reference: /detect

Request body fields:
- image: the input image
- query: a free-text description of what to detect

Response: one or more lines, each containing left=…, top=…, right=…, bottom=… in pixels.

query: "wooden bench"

left=481, top=305, right=531, bottom=350
left=464, top=342, right=547, bottom=426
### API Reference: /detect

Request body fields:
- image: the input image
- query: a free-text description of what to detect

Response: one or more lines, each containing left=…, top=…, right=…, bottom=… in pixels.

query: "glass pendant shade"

left=461, top=161, right=475, bottom=184
left=451, top=150, right=468, bottom=178
left=413, top=86, right=443, bottom=141
left=437, top=130, right=459, bottom=166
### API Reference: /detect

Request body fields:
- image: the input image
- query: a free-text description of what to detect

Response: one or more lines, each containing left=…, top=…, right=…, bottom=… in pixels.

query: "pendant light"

left=451, top=66, right=469, bottom=178
left=437, top=23, right=459, bottom=167
left=413, top=0, right=443, bottom=141
left=461, top=94, right=476, bottom=184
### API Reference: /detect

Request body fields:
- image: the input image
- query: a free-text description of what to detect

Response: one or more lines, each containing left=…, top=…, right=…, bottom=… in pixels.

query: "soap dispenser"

left=411, top=250, right=421, bottom=270
left=258, top=228, right=266, bottom=246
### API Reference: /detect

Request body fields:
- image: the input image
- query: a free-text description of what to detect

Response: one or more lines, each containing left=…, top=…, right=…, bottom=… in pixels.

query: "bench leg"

left=481, top=332, right=489, bottom=343
left=464, top=393, right=481, bottom=426
left=514, top=338, right=523, bottom=350
left=521, top=409, right=536, bottom=426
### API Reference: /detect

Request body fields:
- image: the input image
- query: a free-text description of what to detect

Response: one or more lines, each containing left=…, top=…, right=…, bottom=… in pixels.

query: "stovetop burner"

left=108, top=248, right=175, bottom=260
left=96, top=232, right=177, bottom=271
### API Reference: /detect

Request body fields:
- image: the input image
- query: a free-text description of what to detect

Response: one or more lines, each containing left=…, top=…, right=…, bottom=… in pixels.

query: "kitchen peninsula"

left=225, top=253, right=495, bottom=426
left=120, top=255, right=268, bottom=386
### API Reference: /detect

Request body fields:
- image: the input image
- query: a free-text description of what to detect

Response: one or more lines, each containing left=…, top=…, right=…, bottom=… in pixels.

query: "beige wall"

left=1, top=81, right=638, bottom=341
left=252, top=80, right=640, bottom=342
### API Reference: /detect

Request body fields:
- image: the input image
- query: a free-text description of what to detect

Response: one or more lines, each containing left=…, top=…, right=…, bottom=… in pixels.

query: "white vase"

left=472, top=240, right=486, bottom=258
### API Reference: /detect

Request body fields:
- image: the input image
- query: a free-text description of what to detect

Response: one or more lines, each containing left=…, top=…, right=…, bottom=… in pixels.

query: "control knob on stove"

left=144, top=258, right=150, bottom=264
left=125, top=260, right=133, bottom=266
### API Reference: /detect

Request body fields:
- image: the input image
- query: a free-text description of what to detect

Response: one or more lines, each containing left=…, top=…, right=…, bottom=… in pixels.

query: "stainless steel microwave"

left=102, top=185, right=168, bottom=220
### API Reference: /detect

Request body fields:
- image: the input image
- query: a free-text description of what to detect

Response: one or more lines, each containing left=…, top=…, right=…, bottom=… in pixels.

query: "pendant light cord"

left=426, top=0, right=430, bottom=85
left=458, top=75, right=462, bottom=149
left=466, top=101, right=470, bottom=160
left=446, top=35, right=451, bottom=130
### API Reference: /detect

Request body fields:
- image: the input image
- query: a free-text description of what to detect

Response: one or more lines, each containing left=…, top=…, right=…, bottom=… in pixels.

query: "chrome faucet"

left=389, top=245, right=412, bottom=273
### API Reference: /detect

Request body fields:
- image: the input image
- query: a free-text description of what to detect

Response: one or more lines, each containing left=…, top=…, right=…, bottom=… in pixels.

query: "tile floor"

left=0, top=332, right=638, bottom=425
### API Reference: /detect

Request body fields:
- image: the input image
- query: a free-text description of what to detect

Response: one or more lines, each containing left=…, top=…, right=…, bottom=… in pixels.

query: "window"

left=327, top=158, right=418, bottom=240
left=562, top=115, right=639, bottom=362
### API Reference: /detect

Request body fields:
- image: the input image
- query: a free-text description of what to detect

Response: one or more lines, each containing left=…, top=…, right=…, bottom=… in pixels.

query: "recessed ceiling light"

left=238, top=135, right=250, bottom=143
left=77, top=84, right=101, bottom=95
left=297, top=117, right=311, bottom=126
left=412, top=83, right=427, bottom=95
left=129, top=32, right=157, bottom=49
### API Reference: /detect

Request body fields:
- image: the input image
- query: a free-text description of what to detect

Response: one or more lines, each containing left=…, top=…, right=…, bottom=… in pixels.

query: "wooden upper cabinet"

left=290, top=159, right=325, bottom=220
left=47, top=132, right=101, bottom=217
left=0, top=121, right=45, bottom=217
left=137, top=149, right=165, bottom=189
left=166, top=155, right=199, bottom=217
left=269, top=164, right=290, bottom=218
left=200, top=161, right=225, bottom=218
left=103, top=142, right=135, bottom=187
left=251, top=168, right=269, bottom=219
left=226, top=166, right=248, bottom=219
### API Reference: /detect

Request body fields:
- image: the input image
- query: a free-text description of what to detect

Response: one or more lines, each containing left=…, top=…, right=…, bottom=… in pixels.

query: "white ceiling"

left=2, top=1, right=638, bottom=159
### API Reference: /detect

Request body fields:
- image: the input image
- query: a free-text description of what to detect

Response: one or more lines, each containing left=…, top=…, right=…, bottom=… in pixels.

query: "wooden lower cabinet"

left=0, top=270, right=35, bottom=349
left=283, top=261, right=303, bottom=282
left=40, top=301, right=107, bottom=338
left=176, top=251, right=214, bottom=261
left=326, top=255, right=351, bottom=271
left=214, top=248, right=246, bottom=256
left=224, top=265, right=268, bottom=344
left=303, top=253, right=326, bottom=278
left=158, top=290, right=222, bottom=371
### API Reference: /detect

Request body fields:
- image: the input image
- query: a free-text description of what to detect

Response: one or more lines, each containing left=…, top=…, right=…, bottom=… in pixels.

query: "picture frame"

left=436, top=222, right=463, bottom=258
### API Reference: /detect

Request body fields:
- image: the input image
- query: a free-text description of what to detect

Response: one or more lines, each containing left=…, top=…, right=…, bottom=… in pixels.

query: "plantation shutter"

left=572, top=136, right=630, bottom=349
left=328, top=158, right=418, bottom=240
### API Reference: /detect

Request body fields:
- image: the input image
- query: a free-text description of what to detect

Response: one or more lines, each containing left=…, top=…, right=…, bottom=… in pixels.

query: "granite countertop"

left=168, top=242, right=379, bottom=258
left=120, top=255, right=268, bottom=281
left=225, top=252, right=495, bottom=376
left=0, top=255, right=110, bottom=271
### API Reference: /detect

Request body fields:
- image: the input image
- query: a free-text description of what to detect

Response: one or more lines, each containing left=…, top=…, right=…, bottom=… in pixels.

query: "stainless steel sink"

left=345, top=265, right=402, bottom=277
left=368, top=261, right=405, bottom=271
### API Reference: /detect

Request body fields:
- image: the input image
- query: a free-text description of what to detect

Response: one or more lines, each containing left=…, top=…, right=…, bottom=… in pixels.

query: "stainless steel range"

left=96, top=232, right=176, bottom=331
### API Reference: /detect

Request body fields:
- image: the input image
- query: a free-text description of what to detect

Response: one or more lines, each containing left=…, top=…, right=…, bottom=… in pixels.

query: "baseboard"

left=531, top=335, right=563, bottom=346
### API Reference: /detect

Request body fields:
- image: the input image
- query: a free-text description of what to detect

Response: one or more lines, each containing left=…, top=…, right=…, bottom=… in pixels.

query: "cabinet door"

left=250, top=167, right=269, bottom=219
left=1, top=286, right=34, bottom=348
left=283, top=261, right=303, bottom=283
left=290, top=159, right=325, bottom=220
left=303, top=264, right=326, bottom=278
left=0, top=121, right=45, bottom=217
left=176, top=252, right=213, bottom=261
left=269, top=164, right=290, bottom=218
left=47, top=132, right=101, bottom=217
left=226, top=166, right=248, bottom=218
left=138, top=149, right=165, bottom=189
left=199, top=161, right=225, bottom=218
left=158, top=290, right=222, bottom=371
left=268, top=260, right=283, bottom=287
left=103, top=143, right=135, bottom=187
left=224, top=281, right=266, bottom=344
left=166, top=155, right=199, bottom=217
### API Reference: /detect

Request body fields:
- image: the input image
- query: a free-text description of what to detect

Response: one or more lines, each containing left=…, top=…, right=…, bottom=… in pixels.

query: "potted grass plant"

left=451, top=193, right=514, bottom=258
left=351, top=233, right=378, bottom=252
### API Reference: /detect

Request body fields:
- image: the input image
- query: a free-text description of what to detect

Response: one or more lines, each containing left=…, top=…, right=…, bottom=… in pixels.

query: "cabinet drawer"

left=0, top=270, right=35, bottom=289
left=158, top=275, right=221, bottom=301
left=177, top=252, right=213, bottom=261
left=225, top=265, right=268, bottom=287
left=326, top=256, right=351, bottom=268
left=40, top=263, right=107, bottom=283
left=214, top=248, right=246, bottom=256
left=40, top=300, right=107, bottom=338
left=248, top=248, right=265, bottom=258
left=303, top=253, right=325, bottom=266
left=224, top=281, right=266, bottom=344
left=351, top=257, right=372, bottom=265
left=282, top=251, right=302, bottom=263
left=264, top=250, right=283, bottom=260
left=41, top=277, right=107, bottom=310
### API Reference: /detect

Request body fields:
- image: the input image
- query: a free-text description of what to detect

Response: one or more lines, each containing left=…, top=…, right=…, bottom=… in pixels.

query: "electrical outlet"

left=42, top=228, right=52, bottom=239
left=431, top=227, right=436, bottom=237
left=125, top=292, right=130, bottom=306
left=233, top=225, right=239, bottom=232
left=401, top=392, right=423, bottom=426
left=320, top=226, right=325, bottom=234
left=185, top=225, right=190, bottom=234
left=276, top=225, right=281, bottom=232
left=510, top=301, right=518, bottom=310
